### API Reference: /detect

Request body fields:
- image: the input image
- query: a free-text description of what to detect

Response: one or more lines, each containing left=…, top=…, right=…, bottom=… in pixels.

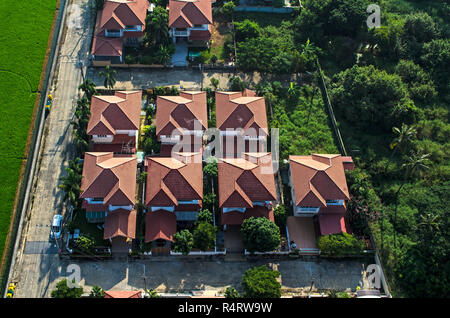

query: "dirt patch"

left=210, top=21, right=230, bottom=62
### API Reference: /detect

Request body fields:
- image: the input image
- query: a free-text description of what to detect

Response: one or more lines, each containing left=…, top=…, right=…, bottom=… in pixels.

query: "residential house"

left=104, top=290, right=142, bottom=298
left=168, top=0, right=213, bottom=45
left=91, top=0, right=149, bottom=63
left=218, top=153, right=277, bottom=227
left=80, top=152, right=137, bottom=252
left=144, top=152, right=203, bottom=249
left=215, top=89, right=268, bottom=158
left=87, top=91, right=142, bottom=154
left=155, top=91, right=207, bottom=156
left=287, top=154, right=352, bottom=252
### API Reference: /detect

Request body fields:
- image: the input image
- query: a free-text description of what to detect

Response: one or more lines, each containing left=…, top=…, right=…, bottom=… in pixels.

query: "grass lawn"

left=0, top=0, right=57, bottom=259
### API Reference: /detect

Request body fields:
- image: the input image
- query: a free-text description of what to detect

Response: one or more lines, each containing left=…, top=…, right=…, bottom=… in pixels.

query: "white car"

left=50, top=214, right=63, bottom=239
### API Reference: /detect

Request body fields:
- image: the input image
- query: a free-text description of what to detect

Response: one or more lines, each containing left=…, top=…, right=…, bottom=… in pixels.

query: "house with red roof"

left=215, top=89, right=268, bottom=158
left=155, top=91, right=207, bottom=156
left=218, top=153, right=277, bottom=227
left=144, top=152, right=203, bottom=249
left=80, top=152, right=137, bottom=253
left=168, top=0, right=213, bottom=44
left=104, top=290, right=142, bottom=298
left=87, top=91, right=142, bottom=154
left=91, top=0, right=149, bottom=63
left=287, top=154, right=353, bottom=253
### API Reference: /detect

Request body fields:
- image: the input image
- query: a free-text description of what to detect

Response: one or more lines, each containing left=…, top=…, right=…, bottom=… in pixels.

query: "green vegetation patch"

left=0, top=0, right=57, bottom=259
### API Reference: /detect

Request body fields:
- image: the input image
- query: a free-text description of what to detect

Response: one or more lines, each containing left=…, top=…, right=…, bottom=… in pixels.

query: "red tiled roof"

left=319, top=214, right=347, bottom=235
left=145, top=210, right=177, bottom=242
left=168, top=0, right=213, bottom=28
left=189, top=27, right=211, bottom=41
left=99, top=0, right=148, bottom=31
left=215, top=90, right=268, bottom=136
left=80, top=152, right=137, bottom=207
left=92, top=0, right=149, bottom=57
left=221, top=205, right=274, bottom=225
left=88, top=91, right=142, bottom=136
left=218, top=153, right=276, bottom=208
left=289, top=154, right=350, bottom=207
left=104, top=290, right=141, bottom=298
left=145, top=153, right=203, bottom=206
left=103, top=209, right=137, bottom=239
left=156, top=91, right=207, bottom=136
left=91, top=35, right=123, bottom=56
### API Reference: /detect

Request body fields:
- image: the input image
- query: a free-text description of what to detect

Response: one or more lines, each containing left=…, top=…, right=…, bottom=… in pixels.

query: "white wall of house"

left=92, top=135, right=114, bottom=143
left=109, top=204, right=133, bottom=211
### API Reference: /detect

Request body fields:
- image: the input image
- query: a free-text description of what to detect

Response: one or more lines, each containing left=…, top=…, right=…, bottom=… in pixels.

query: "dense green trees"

left=293, top=0, right=371, bottom=45
left=193, top=222, right=217, bottom=251
left=173, top=230, right=194, bottom=255
left=241, top=266, right=281, bottom=298
left=144, top=7, right=170, bottom=47
left=196, top=209, right=213, bottom=225
left=141, top=125, right=160, bottom=155
left=241, top=217, right=280, bottom=253
left=330, top=65, right=417, bottom=132
left=234, top=20, right=261, bottom=42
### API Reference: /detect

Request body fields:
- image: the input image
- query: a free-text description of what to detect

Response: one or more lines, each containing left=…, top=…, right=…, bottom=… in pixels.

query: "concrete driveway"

left=39, top=257, right=368, bottom=297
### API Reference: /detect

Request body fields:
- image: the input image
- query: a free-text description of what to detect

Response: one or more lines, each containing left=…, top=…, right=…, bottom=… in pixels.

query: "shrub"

left=75, top=235, right=94, bottom=252
left=229, top=76, right=247, bottom=91
left=224, top=287, right=240, bottom=298
left=221, top=1, right=235, bottom=21
left=196, top=209, right=213, bottom=225
left=173, top=230, right=194, bottom=255
left=241, top=217, right=281, bottom=253
left=273, top=205, right=287, bottom=228
left=317, top=232, right=365, bottom=256
left=51, top=279, right=83, bottom=298
left=193, top=222, right=217, bottom=251
left=89, top=285, right=104, bottom=298
left=125, top=54, right=135, bottom=64
left=242, top=266, right=281, bottom=298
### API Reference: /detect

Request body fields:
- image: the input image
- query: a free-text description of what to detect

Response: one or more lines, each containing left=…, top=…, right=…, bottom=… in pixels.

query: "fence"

left=315, top=59, right=347, bottom=156
left=0, top=0, right=68, bottom=296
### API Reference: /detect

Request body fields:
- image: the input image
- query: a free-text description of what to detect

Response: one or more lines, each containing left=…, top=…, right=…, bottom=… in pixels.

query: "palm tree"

left=156, top=45, right=171, bottom=65
left=385, top=124, right=417, bottom=172
left=59, top=158, right=83, bottom=209
left=418, top=212, right=440, bottom=233
left=78, top=79, right=97, bottom=100
left=145, top=7, right=169, bottom=46
left=100, top=66, right=116, bottom=90
left=393, top=148, right=430, bottom=250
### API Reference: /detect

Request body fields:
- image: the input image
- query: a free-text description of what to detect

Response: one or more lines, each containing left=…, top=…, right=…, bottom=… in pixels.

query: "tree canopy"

left=240, top=217, right=281, bottom=253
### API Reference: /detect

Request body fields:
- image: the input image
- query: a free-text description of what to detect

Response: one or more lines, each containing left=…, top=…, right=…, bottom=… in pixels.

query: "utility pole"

left=78, top=60, right=85, bottom=83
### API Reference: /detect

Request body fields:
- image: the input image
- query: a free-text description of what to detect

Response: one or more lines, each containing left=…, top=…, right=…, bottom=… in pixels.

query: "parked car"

left=50, top=214, right=63, bottom=239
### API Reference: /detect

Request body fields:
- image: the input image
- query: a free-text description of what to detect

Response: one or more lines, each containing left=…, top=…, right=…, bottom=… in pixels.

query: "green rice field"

left=0, top=0, right=58, bottom=260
